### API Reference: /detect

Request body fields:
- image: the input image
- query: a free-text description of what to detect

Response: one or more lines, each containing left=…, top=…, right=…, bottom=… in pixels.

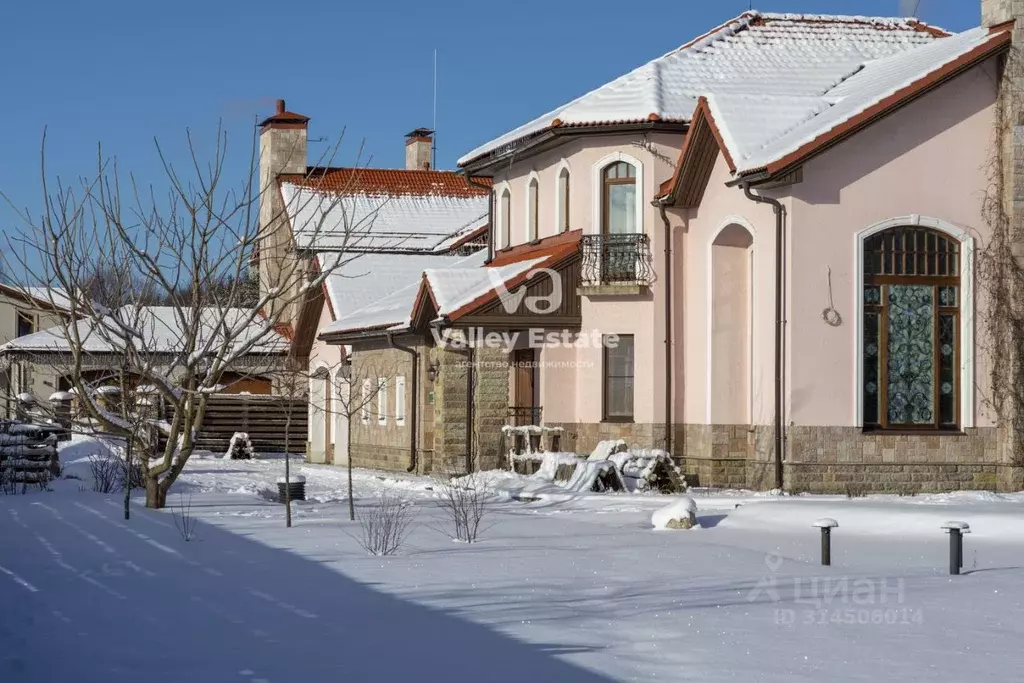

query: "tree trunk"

left=145, top=476, right=167, bottom=509
left=347, top=446, right=355, bottom=521
left=284, top=409, right=292, bottom=528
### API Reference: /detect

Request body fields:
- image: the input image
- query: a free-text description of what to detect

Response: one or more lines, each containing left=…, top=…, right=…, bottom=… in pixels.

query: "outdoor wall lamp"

left=427, top=362, right=439, bottom=384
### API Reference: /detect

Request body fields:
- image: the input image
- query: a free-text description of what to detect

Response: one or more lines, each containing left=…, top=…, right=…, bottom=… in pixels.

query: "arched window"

left=499, top=189, right=511, bottom=249
left=557, top=167, right=570, bottom=233
left=602, top=161, right=637, bottom=235
left=527, top=177, right=539, bottom=242
left=862, top=226, right=960, bottom=430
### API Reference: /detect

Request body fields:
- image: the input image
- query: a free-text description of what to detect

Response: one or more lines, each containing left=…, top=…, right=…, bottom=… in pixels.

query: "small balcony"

left=579, top=233, right=654, bottom=295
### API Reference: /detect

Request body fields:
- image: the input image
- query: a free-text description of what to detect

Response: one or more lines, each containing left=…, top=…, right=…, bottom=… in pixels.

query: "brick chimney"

left=405, top=128, right=433, bottom=170
left=257, top=99, right=310, bottom=323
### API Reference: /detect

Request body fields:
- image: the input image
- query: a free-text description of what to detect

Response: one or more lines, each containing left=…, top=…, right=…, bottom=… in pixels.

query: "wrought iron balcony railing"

left=507, top=406, right=542, bottom=426
left=580, top=233, right=654, bottom=287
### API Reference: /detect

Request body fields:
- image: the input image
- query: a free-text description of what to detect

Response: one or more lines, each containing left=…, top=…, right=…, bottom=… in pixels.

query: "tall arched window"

left=863, top=226, right=960, bottom=430
left=499, top=189, right=511, bottom=249
left=602, top=161, right=636, bottom=235
left=557, top=167, right=570, bottom=233
left=527, top=177, right=539, bottom=242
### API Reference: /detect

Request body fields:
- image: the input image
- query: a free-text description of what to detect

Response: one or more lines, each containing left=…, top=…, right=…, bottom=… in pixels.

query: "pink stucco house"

left=446, top=9, right=1017, bottom=492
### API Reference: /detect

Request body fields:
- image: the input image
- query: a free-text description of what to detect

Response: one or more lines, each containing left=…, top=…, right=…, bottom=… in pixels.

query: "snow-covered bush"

left=224, top=432, right=255, bottom=460
left=435, top=472, right=490, bottom=543
left=613, top=449, right=686, bottom=494
left=356, top=491, right=414, bottom=556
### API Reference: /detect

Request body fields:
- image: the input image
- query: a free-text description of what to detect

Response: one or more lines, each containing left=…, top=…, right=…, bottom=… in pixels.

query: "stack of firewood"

left=0, top=422, right=61, bottom=489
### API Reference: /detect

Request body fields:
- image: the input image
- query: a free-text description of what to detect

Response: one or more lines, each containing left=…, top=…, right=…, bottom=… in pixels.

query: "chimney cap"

left=405, top=127, right=434, bottom=139
left=258, top=98, right=310, bottom=128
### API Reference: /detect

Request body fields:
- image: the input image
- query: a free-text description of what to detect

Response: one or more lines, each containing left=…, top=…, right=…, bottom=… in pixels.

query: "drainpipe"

left=654, top=197, right=674, bottom=457
left=463, top=172, right=494, bottom=264
left=460, top=346, right=475, bottom=472
left=387, top=333, right=419, bottom=473
left=742, top=184, right=786, bottom=491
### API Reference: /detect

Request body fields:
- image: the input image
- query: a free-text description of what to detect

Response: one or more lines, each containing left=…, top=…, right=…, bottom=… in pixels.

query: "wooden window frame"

left=527, top=178, right=539, bottom=243
left=377, top=378, right=388, bottom=426
left=863, top=227, right=960, bottom=432
left=601, top=162, right=636, bottom=236
left=602, top=334, right=634, bottom=423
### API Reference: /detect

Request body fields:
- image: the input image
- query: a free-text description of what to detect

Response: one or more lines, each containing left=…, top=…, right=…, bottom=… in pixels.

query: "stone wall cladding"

left=348, top=346, right=415, bottom=473
left=548, top=421, right=1018, bottom=492
left=786, top=426, right=1007, bottom=494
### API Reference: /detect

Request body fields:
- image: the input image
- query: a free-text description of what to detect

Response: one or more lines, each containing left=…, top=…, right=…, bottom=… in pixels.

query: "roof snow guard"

left=458, top=11, right=950, bottom=169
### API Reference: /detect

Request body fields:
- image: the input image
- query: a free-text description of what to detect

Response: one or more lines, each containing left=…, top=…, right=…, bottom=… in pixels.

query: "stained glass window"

left=863, top=227, right=960, bottom=430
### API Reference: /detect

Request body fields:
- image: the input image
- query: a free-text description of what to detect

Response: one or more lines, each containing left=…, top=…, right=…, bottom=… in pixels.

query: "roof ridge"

left=752, top=11, right=949, bottom=35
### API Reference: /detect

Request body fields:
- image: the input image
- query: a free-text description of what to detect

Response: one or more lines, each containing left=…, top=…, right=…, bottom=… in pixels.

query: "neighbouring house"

left=419, top=6, right=1018, bottom=493
left=0, top=284, right=70, bottom=417
left=0, top=306, right=289, bottom=395
left=254, top=102, right=492, bottom=468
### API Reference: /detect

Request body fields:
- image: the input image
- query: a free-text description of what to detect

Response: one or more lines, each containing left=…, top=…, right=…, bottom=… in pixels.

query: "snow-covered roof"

left=0, top=284, right=71, bottom=312
left=319, top=251, right=477, bottom=322
left=425, top=258, right=546, bottom=317
left=281, top=168, right=490, bottom=254
left=458, top=11, right=948, bottom=167
left=320, top=231, right=584, bottom=339
left=321, top=251, right=488, bottom=335
left=718, top=25, right=1006, bottom=173
left=0, top=306, right=288, bottom=356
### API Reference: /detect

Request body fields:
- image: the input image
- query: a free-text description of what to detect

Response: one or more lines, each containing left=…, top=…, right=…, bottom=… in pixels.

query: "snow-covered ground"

left=3, top=438, right=1024, bottom=682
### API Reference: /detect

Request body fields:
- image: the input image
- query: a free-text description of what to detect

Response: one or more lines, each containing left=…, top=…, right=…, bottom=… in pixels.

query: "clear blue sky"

left=0, top=0, right=982, bottom=248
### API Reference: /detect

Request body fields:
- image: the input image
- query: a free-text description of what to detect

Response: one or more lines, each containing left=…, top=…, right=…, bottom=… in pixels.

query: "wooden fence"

left=157, top=395, right=308, bottom=456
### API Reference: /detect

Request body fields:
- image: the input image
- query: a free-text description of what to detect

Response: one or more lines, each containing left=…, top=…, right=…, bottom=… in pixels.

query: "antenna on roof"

left=432, top=48, right=438, bottom=169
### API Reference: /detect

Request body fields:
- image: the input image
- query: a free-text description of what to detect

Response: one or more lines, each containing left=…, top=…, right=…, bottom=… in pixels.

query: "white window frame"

left=377, top=378, right=388, bottom=426
left=395, top=375, right=407, bottom=426
left=496, top=184, right=511, bottom=250
left=591, top=152, right=644, bottom=236
left=555, top=159, right=571, bottom=234
left=525, top=171, right=540, bottom=243
left=853, top=215, right=975, bottom=428
left=361, top=378, right=371, bottom=424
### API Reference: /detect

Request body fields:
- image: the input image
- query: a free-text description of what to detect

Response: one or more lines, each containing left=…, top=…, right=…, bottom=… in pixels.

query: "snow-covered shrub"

left=89, top=454, right=122, bottom=493
left=434, top=472, right=490, bottom=543
left=224, top=432, right=255, bottom=460
left=356, top=491, right=414, bottom=556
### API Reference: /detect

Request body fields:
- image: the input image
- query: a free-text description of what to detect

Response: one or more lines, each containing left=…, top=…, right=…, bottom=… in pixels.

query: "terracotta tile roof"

left=279, top=168, right=491, bottom=197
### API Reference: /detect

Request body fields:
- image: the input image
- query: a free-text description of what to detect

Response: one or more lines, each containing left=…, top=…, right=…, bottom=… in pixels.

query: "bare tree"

left=1, top=124, right=377, bottom=508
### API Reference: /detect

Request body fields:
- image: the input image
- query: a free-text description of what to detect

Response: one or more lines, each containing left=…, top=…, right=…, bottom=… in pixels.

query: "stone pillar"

left=984, top=1, right=1024, bottom=489
left=48, top=392, right=73, bottom=442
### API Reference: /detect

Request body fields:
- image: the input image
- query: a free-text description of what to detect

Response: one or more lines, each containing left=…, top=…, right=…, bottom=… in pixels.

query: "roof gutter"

left=742, top=184, right=785, bottom=491
left=387, top=332, right=420, bottom=473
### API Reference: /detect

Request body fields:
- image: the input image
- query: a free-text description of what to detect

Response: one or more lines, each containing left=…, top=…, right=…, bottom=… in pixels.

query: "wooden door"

left=512, top=348, right=537, bottom=425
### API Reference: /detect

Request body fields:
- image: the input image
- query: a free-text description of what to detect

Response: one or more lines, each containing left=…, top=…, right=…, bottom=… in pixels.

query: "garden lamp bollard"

left=941, top=521, right=970, bottom=575
left=277, top=475, right=306, bottom=503
left=812, top=518, right=839, bottom=566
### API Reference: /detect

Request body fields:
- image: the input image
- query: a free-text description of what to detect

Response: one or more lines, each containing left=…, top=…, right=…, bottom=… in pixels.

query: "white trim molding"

left=591, top=152, right=645, bottom=235
left=705, top=216, right=757, bottom=424
left=554, top=159, right=571, bottom=234
left=853, top=215, right=975, bottom=429
left=524, top=171, right=541, bottom=243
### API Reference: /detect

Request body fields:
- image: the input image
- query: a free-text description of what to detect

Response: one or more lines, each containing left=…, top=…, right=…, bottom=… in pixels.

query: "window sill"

left=602, top=417, right=634, bottom=424
left=861, top=428, right=965, bottom=436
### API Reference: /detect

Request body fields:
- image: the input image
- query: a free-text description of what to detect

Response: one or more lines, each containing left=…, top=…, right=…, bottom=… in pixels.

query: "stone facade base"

left=548, top=421, right=1022, bottom=493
